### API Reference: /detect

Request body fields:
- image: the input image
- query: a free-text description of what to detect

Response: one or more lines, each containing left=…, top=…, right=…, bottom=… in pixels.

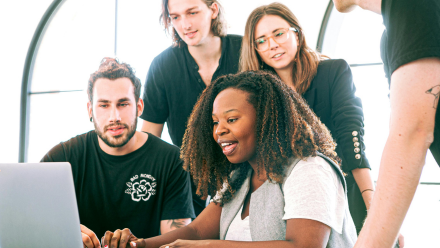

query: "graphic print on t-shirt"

left=125, top=174, right=157, bottom=202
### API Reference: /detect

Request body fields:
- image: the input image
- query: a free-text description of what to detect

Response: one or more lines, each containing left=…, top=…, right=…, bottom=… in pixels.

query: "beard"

left=94, top=116, right=137, bottom=148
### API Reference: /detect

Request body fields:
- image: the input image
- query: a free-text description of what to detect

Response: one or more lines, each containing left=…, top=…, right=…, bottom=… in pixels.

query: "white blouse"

left=224, top=205, right=252, bottom=241
left=224, top=156, right=346, bottom=240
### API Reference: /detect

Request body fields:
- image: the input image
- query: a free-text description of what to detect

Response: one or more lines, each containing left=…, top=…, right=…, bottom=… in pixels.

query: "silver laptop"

left=0, top=163, right=83, bottom=248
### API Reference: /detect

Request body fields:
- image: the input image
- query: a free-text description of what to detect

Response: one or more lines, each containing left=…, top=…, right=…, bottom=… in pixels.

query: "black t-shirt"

left=380, top=0, right=440, bottom=164
left=41, top=131, right=195, bottom=238
left=140, top=34, right=242, bottom=148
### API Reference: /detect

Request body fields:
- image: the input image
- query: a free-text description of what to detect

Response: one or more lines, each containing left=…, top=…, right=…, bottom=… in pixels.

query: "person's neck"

left=97, top=131, right=148, bottom=156
left=188, top=35, right=222, bottom=66
left=275, top=68, right=295, bottom=90
left=358, top=0, right=382, bottom=14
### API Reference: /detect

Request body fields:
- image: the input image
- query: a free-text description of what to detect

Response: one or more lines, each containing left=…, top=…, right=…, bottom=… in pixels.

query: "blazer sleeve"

left=329, top=59, right=371, bottom=171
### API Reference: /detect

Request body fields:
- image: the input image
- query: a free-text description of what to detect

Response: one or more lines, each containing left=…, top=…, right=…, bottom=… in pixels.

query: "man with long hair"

left=41, top=58, right=195, bottom=248
left=140, top=0, right=242, bottom=216
left=332, top=0, right=440, bottom=247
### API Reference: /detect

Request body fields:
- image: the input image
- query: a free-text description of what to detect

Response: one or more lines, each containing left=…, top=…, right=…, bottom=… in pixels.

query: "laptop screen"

left=0, top=163, right=83, bottom=248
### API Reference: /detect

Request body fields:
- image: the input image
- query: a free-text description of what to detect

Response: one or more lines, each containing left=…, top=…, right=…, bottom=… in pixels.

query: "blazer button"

left=355, top=154, right=361, bottom=159
left=352, top=131, right=358, bottom=136
left=354, top=148, right=360, bottom=153
left=354, top=142, right=360, bottom=147
left=353, top=137, right=359, bottom=142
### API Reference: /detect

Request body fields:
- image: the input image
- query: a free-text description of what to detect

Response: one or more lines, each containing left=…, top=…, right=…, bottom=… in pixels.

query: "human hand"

left=102, top=228, right=137, bottom=248
left=80, top=224, right=100, bottom=248
left=158, top=239, right=212, bottom=248
left=396, top=233, right=405, bottom=248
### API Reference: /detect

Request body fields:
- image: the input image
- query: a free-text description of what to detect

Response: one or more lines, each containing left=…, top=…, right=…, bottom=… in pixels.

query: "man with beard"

left=41, top=58, right=195, bottom=248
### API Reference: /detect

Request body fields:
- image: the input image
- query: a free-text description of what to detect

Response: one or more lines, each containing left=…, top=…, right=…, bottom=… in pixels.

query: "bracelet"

left=361, top=189, right=374, bottom=194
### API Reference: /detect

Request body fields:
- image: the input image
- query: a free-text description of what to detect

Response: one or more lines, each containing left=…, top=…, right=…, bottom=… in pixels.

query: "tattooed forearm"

left=167, top=219, right=186, bottom=230
left=425, top=85, right=440, bottom=109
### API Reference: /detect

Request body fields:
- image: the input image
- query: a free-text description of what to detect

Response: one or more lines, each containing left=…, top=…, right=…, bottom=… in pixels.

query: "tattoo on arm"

left=425, top=85, right=440, bottom=109
left=167, top=219, right=186, bottom=230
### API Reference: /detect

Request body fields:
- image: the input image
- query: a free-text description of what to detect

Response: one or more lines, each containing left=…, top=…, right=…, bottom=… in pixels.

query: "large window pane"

left=400, top=184, right=440, bottom=247
left=30, top=0, right=115, bottom=93
left=116, top=0, right=171, bottom=87
left=28, top=91, right=93, bottom=162
left=0, top=0, right=52, bottom=163
left=322, top=7, right=384, bottom=64
left=351, top=65, right=389, bottom=179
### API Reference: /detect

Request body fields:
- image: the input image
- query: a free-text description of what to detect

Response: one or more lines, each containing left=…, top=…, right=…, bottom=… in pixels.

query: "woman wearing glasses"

left=239, top=2, right=374, bottom=234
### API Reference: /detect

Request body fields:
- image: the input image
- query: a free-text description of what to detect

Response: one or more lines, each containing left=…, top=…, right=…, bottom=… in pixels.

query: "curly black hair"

left=181, top=70, right=339, bottom=205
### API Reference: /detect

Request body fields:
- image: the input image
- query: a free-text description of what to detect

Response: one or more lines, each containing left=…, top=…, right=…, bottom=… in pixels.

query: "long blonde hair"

left=239, top=2, right=326, bottom=94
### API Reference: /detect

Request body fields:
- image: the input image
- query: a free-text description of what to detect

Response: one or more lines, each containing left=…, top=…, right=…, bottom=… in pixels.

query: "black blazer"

left=302, top=59, right=370, bottom=182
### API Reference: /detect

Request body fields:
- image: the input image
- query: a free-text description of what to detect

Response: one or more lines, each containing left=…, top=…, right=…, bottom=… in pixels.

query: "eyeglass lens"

left=255, top=28, right=290, bottom=51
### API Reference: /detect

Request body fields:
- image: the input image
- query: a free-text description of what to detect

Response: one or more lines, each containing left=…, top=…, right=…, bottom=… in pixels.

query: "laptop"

left=0, top=163, right=83, bottom=248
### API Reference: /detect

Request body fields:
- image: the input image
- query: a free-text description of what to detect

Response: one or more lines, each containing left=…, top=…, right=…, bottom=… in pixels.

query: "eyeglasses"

left=254, top=27, right=298, bottom=52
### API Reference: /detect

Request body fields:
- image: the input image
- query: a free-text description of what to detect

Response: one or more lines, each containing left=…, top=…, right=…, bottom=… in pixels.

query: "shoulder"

left=283, top=155, right=345, bottom=202
left=318, top=59, right=349, bottom=72
left=310, top=59, right=351, bottom=90
left=291, top=156, right=335, bottom=173
left=64, top=131, right=94, bottom=149
left=151, top=45, right=185, bottom=68
left=383, top=0, right=440, bottom=74
left=224, top=34, right=243, bottom=50
left=42, top=131, right=94, bottom=162
left=315, top=59, right=352, bottom=87
left=226, top=34, right=243, bottom=42
left=384, top=0, right=439, bottom=23
left=282, top=156, right=347, bottom=234
left=144, top=133, right=181, bottom=158
left=284, top=156, right=341, bottom=189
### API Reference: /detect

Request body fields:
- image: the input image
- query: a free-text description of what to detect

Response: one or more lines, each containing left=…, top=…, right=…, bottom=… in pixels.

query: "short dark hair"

left=87, top=57, right=142, bottom=103
left=160, top=0, right=227, bottom=47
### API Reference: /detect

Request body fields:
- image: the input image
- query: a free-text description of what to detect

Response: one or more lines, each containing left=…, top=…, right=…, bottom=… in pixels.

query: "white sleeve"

left=282, top=156, right=346, bottom=234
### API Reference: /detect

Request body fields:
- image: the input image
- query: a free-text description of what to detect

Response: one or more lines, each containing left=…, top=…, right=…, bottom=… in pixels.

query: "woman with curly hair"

left=103, top=71, right=357, bottom=247
left=240, top=2, right=376, bottom=234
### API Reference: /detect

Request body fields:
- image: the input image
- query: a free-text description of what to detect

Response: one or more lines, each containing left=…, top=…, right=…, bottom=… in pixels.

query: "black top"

left=303, top=59, right=370, bottom=183
left=140, top=34, right=242, bottom=216
left=41, top=131, right=195, bottom=238
left=380, top=0, right=440, bottom=164
left=140, top=34, right=243, bottom=148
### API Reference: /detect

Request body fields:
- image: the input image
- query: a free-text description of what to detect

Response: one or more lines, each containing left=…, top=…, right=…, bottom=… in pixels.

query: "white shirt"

left=282, top=156, right=346, bottom=234
left=224, top=156, right=346, bottom=240
left=224, top=204, right=253, bottom=241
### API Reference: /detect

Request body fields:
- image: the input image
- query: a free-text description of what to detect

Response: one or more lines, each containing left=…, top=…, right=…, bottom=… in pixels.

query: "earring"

left=90, top=117, right=93, bottom=122
left=260, top=63, right=264, bottom=69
